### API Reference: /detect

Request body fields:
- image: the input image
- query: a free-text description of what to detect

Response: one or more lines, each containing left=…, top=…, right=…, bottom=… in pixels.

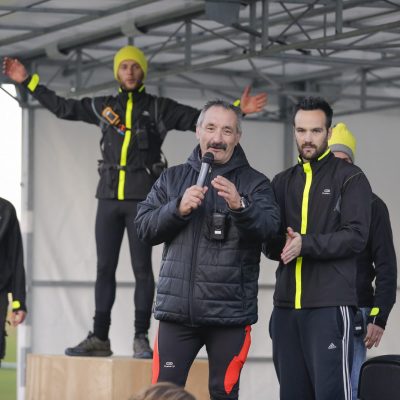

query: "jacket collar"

left=187, top=144, right=249, bottom=175
left=118, top=84, right=146, bottom=101
left=297, top=147, right=332, bottom=167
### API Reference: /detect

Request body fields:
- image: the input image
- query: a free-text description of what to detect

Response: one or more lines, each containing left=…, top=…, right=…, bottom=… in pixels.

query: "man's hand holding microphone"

left=179, top=152, right=213, bottom=216
left=178, top=151, right=243, bottom=217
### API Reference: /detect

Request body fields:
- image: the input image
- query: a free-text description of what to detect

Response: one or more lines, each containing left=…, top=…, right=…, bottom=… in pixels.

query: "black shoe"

left=65, top=331, right=112, bottom=357
left=133, top=333, right=153, bottom=359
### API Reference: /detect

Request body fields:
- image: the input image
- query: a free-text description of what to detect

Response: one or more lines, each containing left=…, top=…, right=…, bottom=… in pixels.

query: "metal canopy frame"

left=1, top=0, right=400, bottom=119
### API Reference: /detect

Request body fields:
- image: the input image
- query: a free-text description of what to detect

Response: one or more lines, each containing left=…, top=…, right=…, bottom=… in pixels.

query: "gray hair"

left=130, top=382, right=196, bottom=400
left=196, top=99, right=242, bottom=135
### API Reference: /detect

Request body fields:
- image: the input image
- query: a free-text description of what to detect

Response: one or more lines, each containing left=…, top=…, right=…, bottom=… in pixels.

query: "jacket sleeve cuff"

left=171, top=197, right=191, bottom=221
left=300, top=234, right=311, bottom=256
left=22, top=73, right=40, bottom=92
left=12, top=300, right=27, bottom=312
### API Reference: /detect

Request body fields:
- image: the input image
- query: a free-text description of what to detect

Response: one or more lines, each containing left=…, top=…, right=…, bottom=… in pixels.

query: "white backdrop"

left=19, top=93, right=400, bottom=399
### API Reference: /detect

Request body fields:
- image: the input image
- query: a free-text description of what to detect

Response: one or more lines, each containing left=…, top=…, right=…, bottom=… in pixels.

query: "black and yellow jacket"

left=0, top=198, right=26, bottom=312
left=356, top=193, right=397, bottom=329
left=22, top=74, right=200, bottom=200
left=265, top=150, right=372, bottom=309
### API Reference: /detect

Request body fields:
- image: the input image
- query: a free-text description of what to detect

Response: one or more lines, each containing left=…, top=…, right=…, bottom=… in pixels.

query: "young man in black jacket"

left=329, top=122, right=397, bottom=400
left=265, top=97, right=372, bottom=400
left=135, top=100, right=280, bottom=400
left=2, top=47, right=266, bottom=359
left=0, top=198, right=26, bottom=365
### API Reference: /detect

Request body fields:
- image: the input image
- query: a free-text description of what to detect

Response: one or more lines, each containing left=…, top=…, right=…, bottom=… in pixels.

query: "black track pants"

left=153, top=321, right=251, bottom=400
left=270, top=306, right=354, bottom=400
left=94, top=199, right=154, bottom=337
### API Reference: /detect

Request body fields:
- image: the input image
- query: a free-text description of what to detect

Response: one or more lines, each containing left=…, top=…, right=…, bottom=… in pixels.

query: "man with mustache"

left=135, top=100, right=280, bottom=400
left=2, top=47, right=266, bottom=359
left=264, top=97, right=372, bottom=400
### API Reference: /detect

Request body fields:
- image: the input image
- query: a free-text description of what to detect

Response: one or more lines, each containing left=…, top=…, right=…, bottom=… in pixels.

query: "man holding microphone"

left=135, top=100, right=280, bottom=400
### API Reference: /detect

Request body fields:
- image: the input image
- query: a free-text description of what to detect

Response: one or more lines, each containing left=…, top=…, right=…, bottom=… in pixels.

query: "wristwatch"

left=239, top=196, right=249, bottom=210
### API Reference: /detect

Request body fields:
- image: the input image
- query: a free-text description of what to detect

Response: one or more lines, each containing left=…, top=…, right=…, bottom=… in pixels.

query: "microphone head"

left=202, top=152, right=214, bottom=164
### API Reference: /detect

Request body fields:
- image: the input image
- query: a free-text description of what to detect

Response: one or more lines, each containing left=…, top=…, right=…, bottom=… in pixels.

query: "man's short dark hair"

left=292, top=96, right=333, bottom=130
left=196, top=99, right=242, bottom=135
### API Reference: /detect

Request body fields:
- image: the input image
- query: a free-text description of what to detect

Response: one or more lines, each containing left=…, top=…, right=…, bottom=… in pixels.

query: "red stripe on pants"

left=224, top=325, right=252, bottom=395
left=151, top=328, right=160, bottom=384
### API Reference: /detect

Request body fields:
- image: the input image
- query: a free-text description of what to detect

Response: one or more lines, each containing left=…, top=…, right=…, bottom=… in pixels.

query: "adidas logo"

left=328, top=343, right=337, bottom=350
left=322, top=188, right=331, bottom=195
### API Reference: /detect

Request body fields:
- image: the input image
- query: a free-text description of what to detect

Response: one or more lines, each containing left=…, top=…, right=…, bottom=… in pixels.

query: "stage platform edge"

left=26, top=354, right=209, bottom=400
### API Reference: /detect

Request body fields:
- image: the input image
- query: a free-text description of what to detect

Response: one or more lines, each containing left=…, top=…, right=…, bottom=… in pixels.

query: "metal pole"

left=280, top=95, right=295, bottom=169
left=249, top=0, right=257, bottom=52
left=261, top=0, right=269, bottom=49
left=75, top=49, right=82, bottom=90
left=17, top=104, right=35, bottom=400
left=361, top=69, right=367, bottom=110
left=336, top=0, right=343, bottom=34
left=185, top=20, right=192, bottom=67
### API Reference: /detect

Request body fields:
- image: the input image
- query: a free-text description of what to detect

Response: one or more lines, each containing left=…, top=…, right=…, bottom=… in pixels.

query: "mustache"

left=207, top=142, right=227, bottom=150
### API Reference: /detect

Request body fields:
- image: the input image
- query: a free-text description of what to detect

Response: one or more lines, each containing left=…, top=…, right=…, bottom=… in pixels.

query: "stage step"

left=26, top=354, right=209, bottom=400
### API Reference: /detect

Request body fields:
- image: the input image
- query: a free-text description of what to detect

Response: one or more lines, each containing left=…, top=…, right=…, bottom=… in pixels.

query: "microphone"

left=196, top=152, right=214, bottom=187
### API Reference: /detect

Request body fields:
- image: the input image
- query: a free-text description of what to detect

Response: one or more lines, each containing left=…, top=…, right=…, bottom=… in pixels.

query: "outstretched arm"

left=2, top=57, right=28, bottom=83
left=239, top=85, right=267, bottom=114
left=3, top=56, right=100, bottom=125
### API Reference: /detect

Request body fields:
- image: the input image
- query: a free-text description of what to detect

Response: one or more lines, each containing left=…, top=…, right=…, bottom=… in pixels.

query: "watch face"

left=240, top=197, right=247, bottom=209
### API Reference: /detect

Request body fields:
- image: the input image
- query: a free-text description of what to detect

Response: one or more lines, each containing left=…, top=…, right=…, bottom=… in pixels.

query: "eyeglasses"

left=200, top=124, right=236, bottom=137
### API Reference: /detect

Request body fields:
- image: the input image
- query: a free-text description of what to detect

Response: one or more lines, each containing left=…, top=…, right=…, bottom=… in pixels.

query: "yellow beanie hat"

left=329, top=122, right=356, bottom=162
left=113, top=45, right=148, bottom=81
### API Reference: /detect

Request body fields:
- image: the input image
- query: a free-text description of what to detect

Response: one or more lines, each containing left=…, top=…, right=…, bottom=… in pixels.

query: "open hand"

left=240, top=85, right=268, bottom=114
left=211, top=175, right=241, bottom=209
left=2, top=57, right=28, bottom=83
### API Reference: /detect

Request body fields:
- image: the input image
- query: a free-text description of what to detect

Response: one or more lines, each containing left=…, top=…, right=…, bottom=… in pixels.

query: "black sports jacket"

left=22, top=74, right=199, bottom=200
left=266, top=150, right=372, bottom=309
left=356, top=193, right=397, bottom=329
left=0, top=198, right=26, bottom=311
left=135, top=145, right=281, bottom=326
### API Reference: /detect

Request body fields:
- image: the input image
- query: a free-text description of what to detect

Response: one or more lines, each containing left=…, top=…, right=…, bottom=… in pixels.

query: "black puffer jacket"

left=135, top=145, right=280, bottom=326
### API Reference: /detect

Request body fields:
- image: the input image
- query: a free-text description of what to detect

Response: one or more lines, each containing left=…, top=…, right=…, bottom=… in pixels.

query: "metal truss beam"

left=2, top=0, right=400, bottom=118
left=1, top=0, right=161, bottom=49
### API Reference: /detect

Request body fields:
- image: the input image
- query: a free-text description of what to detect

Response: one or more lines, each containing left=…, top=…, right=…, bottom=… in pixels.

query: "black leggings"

left=94, top=199, right=154, bottom=337
left=153, top=321, right=251, bottom=400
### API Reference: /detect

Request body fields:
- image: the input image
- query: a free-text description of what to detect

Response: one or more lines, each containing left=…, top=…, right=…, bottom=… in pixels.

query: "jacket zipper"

left=295, top=162, right=313, bottom=309
left=117, top=92, right=133, bottom=200
left=188, top=166, right=212, bottom=325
